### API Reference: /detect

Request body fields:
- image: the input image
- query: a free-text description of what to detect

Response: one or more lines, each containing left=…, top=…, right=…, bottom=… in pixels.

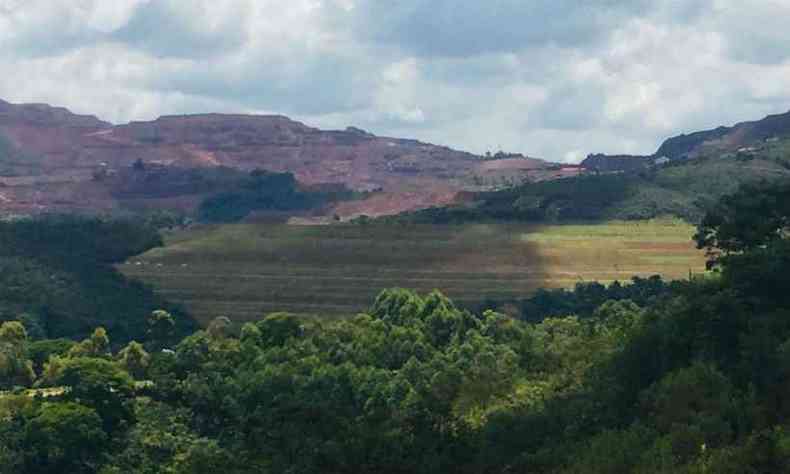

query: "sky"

left=2, top=0, right=790, bottom=162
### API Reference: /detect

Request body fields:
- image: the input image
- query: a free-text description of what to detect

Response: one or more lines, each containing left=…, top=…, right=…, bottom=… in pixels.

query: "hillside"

left=396, top=110, right=790, bottom=225
left=0, top=215, right=196, bottom=343
left=5, top=98, right=790, bottom=223
left=657, top=110, right=790, bottom=159
left=121, top=220, right=704, bottom=323
left=4, top=182, right=790, bottom=474
left=388, top=138, right=790, bottom=224
left=582, top=109, right=790, bottom=172
left=0, top=99, right=553, bottom=218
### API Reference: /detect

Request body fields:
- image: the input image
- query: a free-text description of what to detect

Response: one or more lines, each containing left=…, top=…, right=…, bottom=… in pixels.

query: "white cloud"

left=1, top=0, right=789, bottom=161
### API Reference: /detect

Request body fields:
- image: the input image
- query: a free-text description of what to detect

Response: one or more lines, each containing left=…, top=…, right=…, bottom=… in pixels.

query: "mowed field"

left=120, top=220, right=707, bottom=325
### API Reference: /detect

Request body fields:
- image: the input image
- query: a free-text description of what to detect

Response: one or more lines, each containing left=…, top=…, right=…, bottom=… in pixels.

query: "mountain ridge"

left=0, top=98, right=552, bottom=218
left=4, top=97, right=790, bottom=220
left=583, top=109, right=790, bottom=172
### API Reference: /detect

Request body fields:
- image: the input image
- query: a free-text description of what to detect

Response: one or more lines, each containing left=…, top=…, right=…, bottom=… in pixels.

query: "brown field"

left=120, top=219, right=707, bottom=325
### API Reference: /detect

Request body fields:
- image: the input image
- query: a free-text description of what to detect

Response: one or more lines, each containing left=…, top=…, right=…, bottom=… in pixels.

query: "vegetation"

left=0, top=215, right=196, bottom=344
left=197, top=170, right=357, bottom=223
left=2, top=182, right=790, bottom=472
left=473, top=275, right=679, bottom=323
left=121, top=219, right=705, bottom=324
left=385, top=147, right=790, bottom=224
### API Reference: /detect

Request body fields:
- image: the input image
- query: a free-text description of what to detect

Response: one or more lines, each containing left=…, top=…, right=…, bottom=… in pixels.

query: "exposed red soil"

left=332, top=187, right=462, bottom=219
left=0, top=99, right=555, bottom=217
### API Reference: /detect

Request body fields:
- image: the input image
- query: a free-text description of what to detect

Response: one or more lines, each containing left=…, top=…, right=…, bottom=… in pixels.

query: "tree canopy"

left=3, top=182, right=790, bottom=472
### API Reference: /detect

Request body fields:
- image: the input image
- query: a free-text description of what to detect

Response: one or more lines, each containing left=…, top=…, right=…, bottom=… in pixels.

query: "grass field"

left=120, top=219, right=707, bottom=325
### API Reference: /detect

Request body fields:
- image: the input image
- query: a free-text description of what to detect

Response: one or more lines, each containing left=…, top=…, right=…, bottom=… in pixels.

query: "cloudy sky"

left=2, top=0, right=790, bottom=162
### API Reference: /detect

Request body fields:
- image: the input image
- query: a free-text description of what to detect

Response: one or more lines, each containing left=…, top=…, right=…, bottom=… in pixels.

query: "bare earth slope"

left=0, top=99, right=551, bottom=217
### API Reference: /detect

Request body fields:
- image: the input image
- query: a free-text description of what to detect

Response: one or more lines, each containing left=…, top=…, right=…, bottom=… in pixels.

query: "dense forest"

left=0, top=215, right=196, bottom=344
left=469, top=274, right=679, bottom=323
left=2, top=182, right=790, bottom=473
left=197, top=170, right=359, bottom=223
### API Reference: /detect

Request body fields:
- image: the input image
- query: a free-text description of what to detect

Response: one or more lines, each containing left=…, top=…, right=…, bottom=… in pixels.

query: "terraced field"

left=120, top=220, right=706, bottom=325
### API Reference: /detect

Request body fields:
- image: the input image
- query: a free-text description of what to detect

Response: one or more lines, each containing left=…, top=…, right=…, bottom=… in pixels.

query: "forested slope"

left=384, top=140, right=790, bottom=224
left=3, top=182, right=790, bottom=473
left=0, top=216, right=196, bottom=344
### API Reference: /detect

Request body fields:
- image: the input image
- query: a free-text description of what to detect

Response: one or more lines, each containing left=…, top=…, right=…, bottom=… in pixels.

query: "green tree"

left=54, top=357, right=135, bottom=432
left=0, top=321, right=35, bottom=389
left=0, top=395, right=28, bottom=474
left=99, top=399, right=241, bottom=474
left=593, top=299, right=644, bottom=352
left=206, top=316, right=232, bottom=341
left=254, top=312, right=302, bottom=347
left=0, top=320, right=27, bottom=344
left=695, top=181, right=790, bottom=265
left=17, top=313, right=46, bottom=340
left=26, top=338, right=76, bottom=373
left=171, top=438, right=232, bottom=474
left=641, top=363, right=739, bottom=463
left=117, top=341, right=151, bottom=380
left=68, top=327, right=111, bottom=358
left=0, top=442, right=22, bottom=474
left=146, top=309, right=176, bottom=349
left=23, top=402, right=107, bottom=474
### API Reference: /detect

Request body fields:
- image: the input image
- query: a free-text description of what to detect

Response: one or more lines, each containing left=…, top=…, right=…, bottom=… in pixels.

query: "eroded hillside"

left=0, top=99, right=552, bottom=218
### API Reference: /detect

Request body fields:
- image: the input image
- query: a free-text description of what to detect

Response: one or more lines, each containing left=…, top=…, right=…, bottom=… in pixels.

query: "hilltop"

left=390, top=110, right=790, bottom=224
left=0, top=99, right=553, bottom=218
left=582, top=109, right=790, bottom=172
left=4, top=99, right=790, bottom=222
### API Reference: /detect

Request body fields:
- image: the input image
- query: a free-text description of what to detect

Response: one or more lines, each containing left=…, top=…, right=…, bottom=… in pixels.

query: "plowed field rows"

left=120, top=220, right=706, bottom=325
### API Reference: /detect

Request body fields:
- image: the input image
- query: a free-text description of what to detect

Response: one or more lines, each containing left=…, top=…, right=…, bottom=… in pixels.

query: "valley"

left=5, top=3, right=790, bottom=471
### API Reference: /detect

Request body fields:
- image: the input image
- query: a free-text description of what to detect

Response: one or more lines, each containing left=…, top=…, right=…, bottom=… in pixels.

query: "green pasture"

left=121, top=220, right=706, bottom=324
